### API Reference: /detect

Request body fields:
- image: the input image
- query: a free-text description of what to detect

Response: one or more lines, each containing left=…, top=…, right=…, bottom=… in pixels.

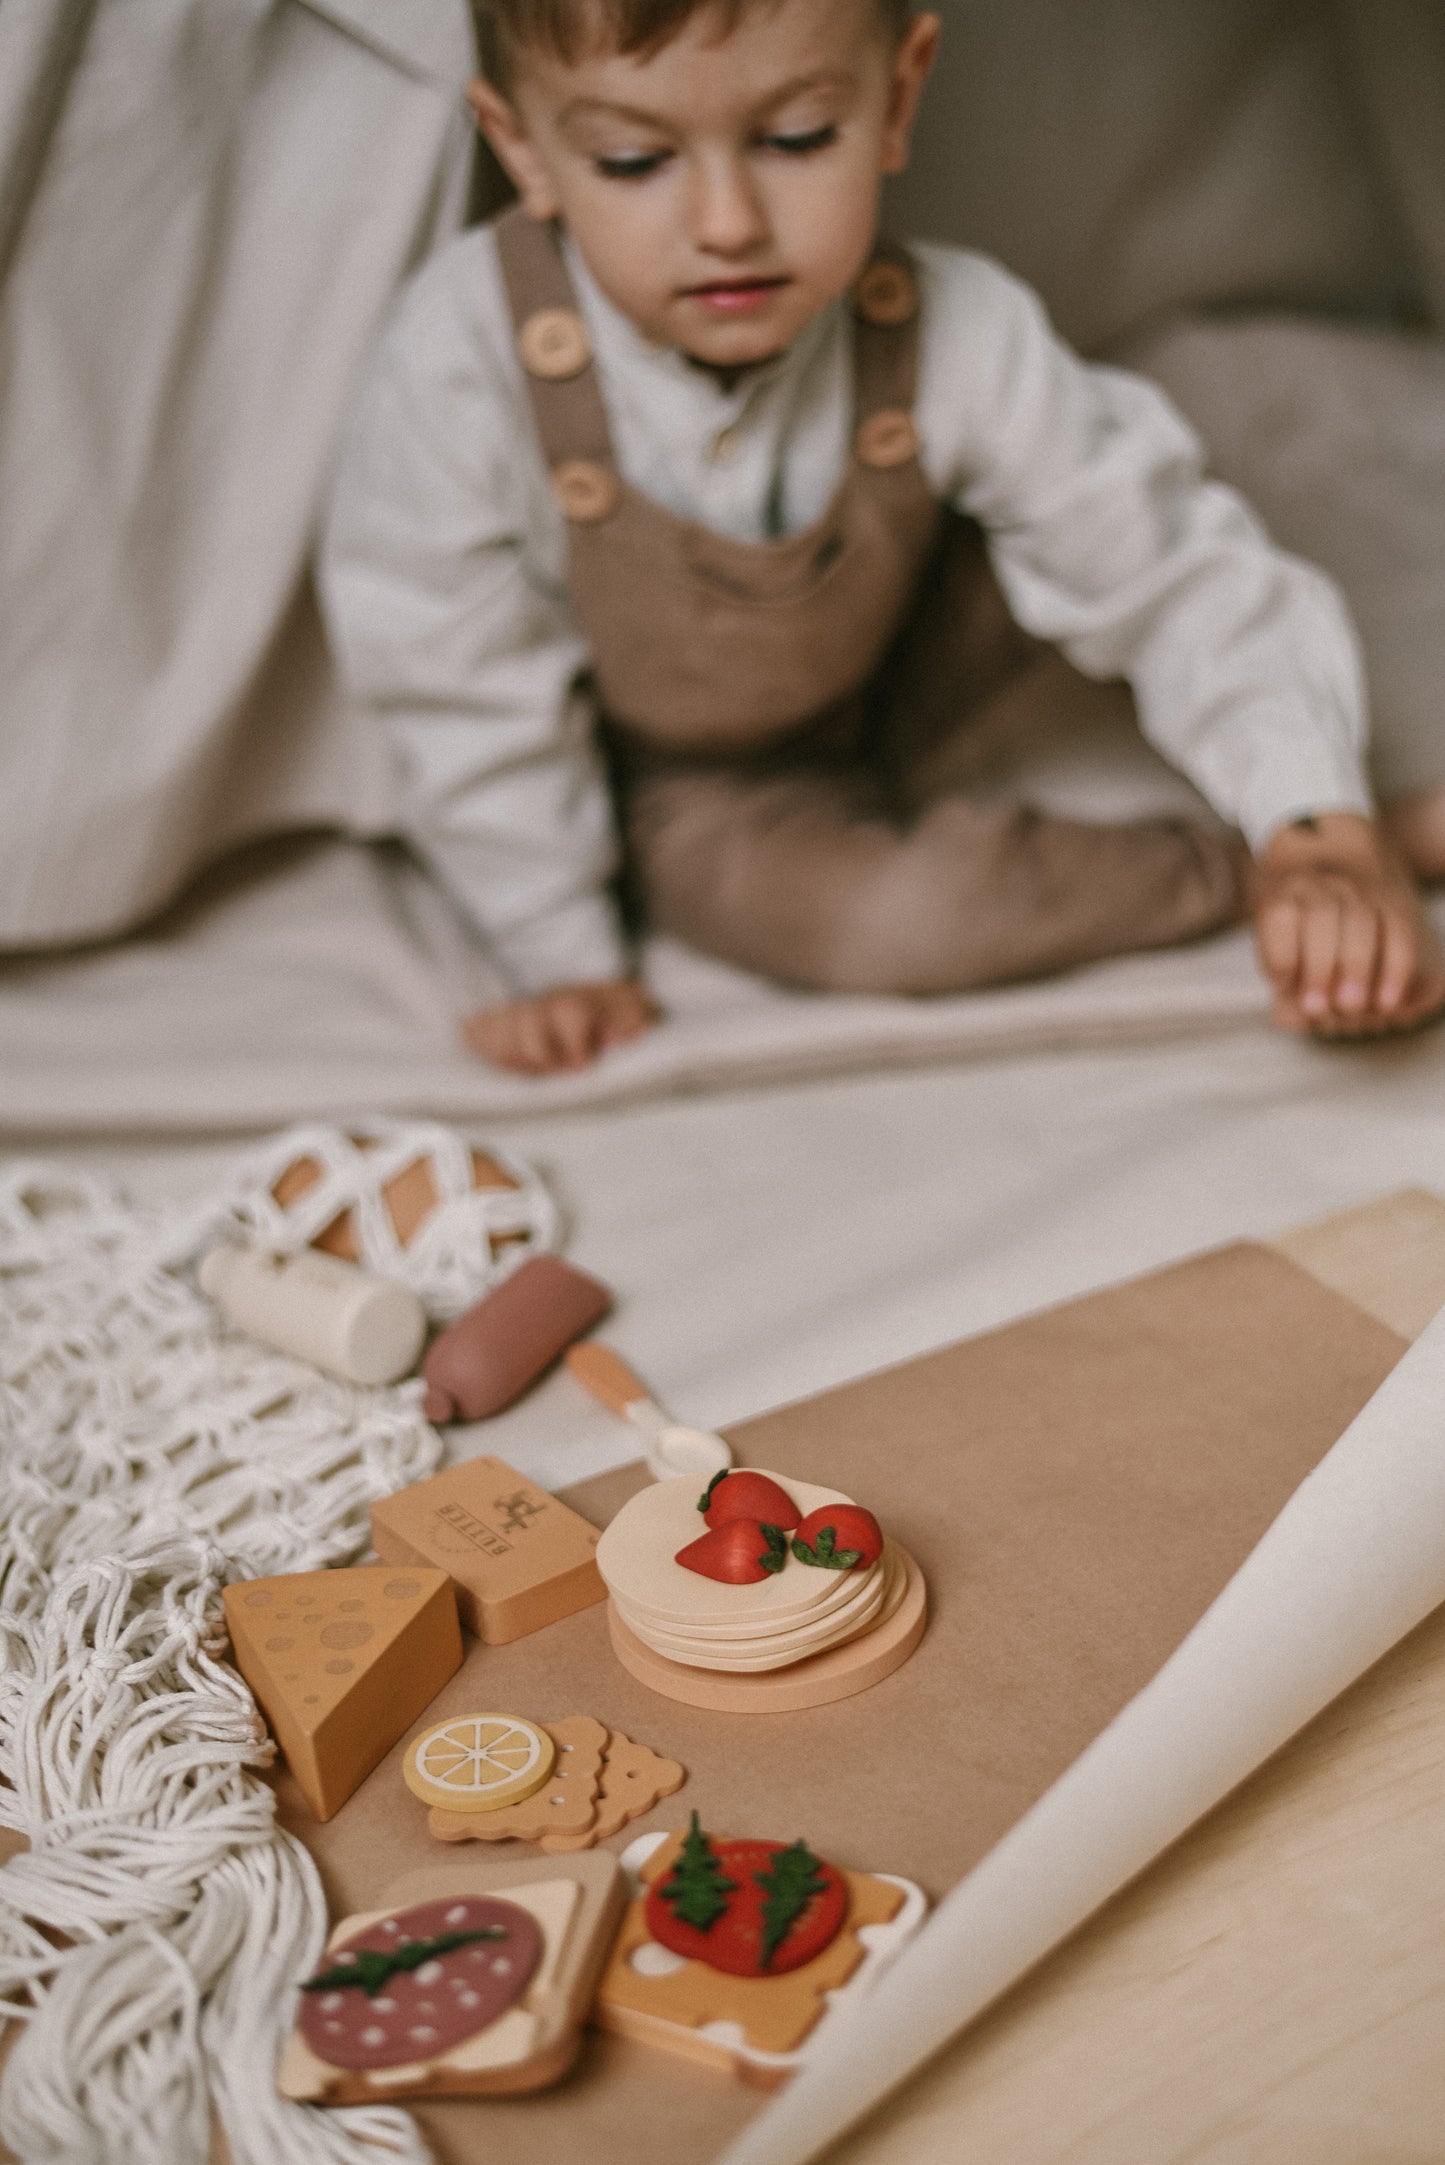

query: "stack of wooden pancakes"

left=596, top=1473, right=926, bottom=1713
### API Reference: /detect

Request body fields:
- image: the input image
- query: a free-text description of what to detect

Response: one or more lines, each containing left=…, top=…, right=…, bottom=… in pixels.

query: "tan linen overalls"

left=495, top=210, right=1245, bottom=995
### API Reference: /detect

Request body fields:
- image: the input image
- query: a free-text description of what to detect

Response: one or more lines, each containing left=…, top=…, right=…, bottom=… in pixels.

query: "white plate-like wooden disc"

left=612, top=1543, right=883, bottom=1641
left=613, top=1547, right=900, bottom=1670
left=607, top=1547, right=928, bottom=1714
left=595, top=1472, right=869, bottom=1629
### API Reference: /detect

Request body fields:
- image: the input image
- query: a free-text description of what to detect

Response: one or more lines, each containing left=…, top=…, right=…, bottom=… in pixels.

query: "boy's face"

left=471, top=0, right=939, bottom=370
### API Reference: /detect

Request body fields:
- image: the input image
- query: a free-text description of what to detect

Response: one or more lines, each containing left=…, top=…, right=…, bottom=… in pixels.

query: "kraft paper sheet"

left=283, top=1239, right=1423, bottom=2165
left=725, top=1293, right=1445, bottom=2165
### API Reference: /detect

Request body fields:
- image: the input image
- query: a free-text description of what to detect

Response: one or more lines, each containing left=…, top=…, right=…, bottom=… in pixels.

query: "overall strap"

left=850, top=239, right=924, bottom=472
left=493, top=207, right=926, bottom=515
left=493, top=205, right=620, bottom=523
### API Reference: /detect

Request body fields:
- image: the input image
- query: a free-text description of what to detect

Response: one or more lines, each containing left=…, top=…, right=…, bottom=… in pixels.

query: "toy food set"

left=278, top=1851, right=627, bottom=2104
left=407, top=1711, right=686, bottom=1852
left=595, top=1469, right=926, bottom=1712
left=594, top=1817, right=926, bottom=2087
left=567, top=1342, right=733, bottom=1481
left=259, top=1235, right=1404, bottom=2164
left=421, top=1254, right=613, bottom=1422
left=222, top=1565, right=462, bottom=1822
left=370, top=1455, right=606, bottom=1643
left=198, top=1243, right=428, bottom=1385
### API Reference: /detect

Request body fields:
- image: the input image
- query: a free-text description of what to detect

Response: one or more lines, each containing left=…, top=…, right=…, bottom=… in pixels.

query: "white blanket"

left=0, top=831, right=1277, bottom=1135
left=0, top=696, right=1289, bottom=1134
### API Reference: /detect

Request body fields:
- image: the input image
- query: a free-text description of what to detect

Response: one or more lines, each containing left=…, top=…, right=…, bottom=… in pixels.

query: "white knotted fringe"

left=0, top=1157, right=455, bottom=2165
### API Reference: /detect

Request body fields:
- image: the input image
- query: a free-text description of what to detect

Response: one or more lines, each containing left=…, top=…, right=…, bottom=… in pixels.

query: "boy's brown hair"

left=474, top=0, right=912, bottom=87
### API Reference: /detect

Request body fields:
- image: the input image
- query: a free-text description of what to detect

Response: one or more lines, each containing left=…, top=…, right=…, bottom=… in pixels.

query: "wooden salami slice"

left=298, top=1896, right=541, bottom=2070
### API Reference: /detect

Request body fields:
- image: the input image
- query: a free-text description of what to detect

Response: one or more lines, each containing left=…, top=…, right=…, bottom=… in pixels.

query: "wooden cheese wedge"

left=223, top=1564, right=462, bottom=1820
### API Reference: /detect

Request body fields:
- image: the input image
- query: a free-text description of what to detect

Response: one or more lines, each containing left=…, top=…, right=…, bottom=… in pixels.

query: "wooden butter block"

left=370, top=1457, right=606, bottom=1645
left=223, top=1564, right=463, bottom=1822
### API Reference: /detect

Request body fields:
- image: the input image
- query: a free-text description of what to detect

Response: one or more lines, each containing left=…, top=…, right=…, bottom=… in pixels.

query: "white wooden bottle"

left=198, top=1244, right=427, bottom=1386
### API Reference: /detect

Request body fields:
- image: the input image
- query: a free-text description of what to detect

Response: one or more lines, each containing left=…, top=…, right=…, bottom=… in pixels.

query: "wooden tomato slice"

left=645, top=1818, right=848, bottom=1976
left=298, top=1895, right=542, bottom=2069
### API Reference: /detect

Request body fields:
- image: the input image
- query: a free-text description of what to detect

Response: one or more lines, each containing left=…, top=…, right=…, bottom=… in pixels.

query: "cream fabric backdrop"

left=0, top=0, right=475, bottom=946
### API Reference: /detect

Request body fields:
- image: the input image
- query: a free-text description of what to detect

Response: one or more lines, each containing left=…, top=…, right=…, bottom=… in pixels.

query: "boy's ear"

left=466, top=79, right=562, bottom=220
left=879, top=12, right=940, bottom=176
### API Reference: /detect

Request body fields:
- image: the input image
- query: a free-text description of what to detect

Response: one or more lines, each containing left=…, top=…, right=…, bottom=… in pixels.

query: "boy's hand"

left=1252, top=813, right=1445, bottom=1036
left=462, top=977, right=657, bottom=1074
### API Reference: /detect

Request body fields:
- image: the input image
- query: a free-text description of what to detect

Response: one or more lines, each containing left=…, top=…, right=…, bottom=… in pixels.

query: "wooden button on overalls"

left=856, top=410, right=920, bottom=469
left=552, top=459, right=618, bottom=524
left=519, top=306, right=591, bottom=381
left=853, top=259, right=918, bottom=327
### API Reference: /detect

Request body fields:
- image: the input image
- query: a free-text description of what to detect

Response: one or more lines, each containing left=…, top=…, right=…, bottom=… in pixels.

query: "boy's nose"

left=689, top=152, right=769, bottom=258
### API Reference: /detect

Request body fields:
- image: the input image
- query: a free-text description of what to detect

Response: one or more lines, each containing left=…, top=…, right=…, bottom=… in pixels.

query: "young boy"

left=321, top=0, right=1445, bottom=1072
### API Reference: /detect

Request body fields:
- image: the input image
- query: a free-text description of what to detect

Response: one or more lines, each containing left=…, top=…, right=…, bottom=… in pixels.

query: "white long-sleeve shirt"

left=320, top=223, right=1373, bottom=992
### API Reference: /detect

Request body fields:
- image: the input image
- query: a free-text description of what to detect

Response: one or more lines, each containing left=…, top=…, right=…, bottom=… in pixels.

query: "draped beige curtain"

left=0, top=0, right=476, bottom=947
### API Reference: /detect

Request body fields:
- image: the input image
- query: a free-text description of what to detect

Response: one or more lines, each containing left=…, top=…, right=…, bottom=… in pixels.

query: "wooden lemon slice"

left=402, top=1712, right=555, bottom=1814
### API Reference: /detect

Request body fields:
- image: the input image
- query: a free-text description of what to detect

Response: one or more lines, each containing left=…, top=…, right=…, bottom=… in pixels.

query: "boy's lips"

left=683, top=276, right=789, bottom=315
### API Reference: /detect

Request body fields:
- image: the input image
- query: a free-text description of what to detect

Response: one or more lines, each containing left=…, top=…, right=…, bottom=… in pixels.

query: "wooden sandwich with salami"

left=277, top=1852, right=627, bottom=2104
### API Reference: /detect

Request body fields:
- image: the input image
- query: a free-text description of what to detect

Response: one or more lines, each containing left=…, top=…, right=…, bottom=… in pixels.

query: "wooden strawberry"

left=697, top=1468, right=801, bottom=1532
left=790, top=1504, right=884, bottom=1572
left=675, top=1518, right=788, bottom=1583
left=647, top=1816, right=848, bottom=1976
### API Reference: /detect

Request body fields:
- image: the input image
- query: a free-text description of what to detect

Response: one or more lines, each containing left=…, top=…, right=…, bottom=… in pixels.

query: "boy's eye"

left=759, top=123, right=838, bottom=156
left=594, top=149, right=671, bottom=180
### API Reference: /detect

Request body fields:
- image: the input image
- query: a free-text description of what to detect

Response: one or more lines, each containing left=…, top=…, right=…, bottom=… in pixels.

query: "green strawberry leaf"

left=791, top=1524, right=862, bottom=1570
left=698, top=1469, right=729, bottom=1514
left=759, top=1523, right=788, bottom=1573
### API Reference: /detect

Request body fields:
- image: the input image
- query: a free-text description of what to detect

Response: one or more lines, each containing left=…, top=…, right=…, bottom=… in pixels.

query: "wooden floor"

left=833, top=1188, right=1445, bottom=2165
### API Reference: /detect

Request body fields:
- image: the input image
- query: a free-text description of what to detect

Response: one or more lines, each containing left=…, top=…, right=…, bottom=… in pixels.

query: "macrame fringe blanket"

left=0, top=1134, right=526, bottom=2163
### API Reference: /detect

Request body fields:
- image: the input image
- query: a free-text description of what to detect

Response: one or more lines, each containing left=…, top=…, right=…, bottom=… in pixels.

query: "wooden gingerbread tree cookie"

left=418, top=1718, right=686, bottom=1853
left=544, top=1729, right=686, bottom=1851
left=425, top=1716, right=608, bottom=1845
